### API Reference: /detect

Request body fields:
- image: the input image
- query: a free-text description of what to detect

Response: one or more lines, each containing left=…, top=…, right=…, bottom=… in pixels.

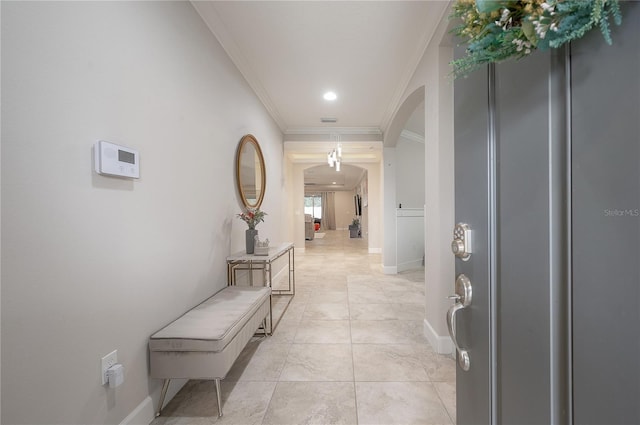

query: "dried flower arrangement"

left=237, top=208, right=267, bottom=230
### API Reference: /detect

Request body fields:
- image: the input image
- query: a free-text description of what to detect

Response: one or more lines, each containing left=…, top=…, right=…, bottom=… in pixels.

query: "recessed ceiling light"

left=332, top=182, right=337, bottom=185
left=323, top=91, right=337, bottom=101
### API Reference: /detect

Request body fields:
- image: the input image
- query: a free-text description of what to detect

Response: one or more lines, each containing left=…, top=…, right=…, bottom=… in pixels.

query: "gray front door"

left=453, top=47, right=570, bottom=424
left=571, top=4, right=640, bottom=423
left=453, top=2, right=639, bottom=423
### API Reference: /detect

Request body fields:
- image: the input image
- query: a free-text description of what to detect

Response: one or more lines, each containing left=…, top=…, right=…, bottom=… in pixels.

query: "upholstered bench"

left=149, top=285, right=271, bottom=417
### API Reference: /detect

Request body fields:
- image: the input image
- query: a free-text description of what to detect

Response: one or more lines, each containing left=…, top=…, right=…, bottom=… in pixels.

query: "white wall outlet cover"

left=101, top=350, right=118, bottom=385
left=107, top=363, right=124, bottom=388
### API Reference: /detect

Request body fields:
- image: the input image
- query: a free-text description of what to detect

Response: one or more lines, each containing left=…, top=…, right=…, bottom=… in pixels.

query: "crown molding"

left=284, top=127, right=384, bottom=143
left=399, top=130, right=425, bottom=144
left=379, top=3, right=450, bottom=134
left=191, top=1, right=288, bottom=132
left=284, top=141, right=383, bottom=151
left=284, top=127, right=382, bottom=136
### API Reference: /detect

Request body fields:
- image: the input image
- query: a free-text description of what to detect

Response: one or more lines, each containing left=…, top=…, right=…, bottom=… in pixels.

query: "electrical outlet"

left=101, top=350, right=118, bottom=385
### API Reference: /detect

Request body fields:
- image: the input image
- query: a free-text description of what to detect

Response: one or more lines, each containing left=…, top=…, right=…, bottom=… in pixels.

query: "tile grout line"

left=348, top=283, right=361, bottom=425
left=260, top=279, right=308, bottom=425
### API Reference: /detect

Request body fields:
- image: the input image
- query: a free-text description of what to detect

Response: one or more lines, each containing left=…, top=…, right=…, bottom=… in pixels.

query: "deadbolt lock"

left=451, top=223, right=472, bottom=261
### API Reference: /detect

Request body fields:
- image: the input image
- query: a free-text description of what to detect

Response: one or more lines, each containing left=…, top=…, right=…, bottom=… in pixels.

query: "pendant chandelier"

left=327, top=134, right=342, bottom=172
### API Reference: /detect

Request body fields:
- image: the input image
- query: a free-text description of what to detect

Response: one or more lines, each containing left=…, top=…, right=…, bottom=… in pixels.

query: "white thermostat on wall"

left=94, top=140, right=140, bottom=178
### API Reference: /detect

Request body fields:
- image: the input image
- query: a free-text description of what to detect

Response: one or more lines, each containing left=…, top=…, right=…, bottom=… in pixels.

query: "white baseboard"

left=383, top=266, right=397, bottom=275
left=397, top=259, right=423, bottom=273
left=368, top=247, right=382, bottom=254
left=121, top=379, right=187, bottom=425
left=423, top=318, right=453, bottom=355
left=120, top=396, right=153, bottom=425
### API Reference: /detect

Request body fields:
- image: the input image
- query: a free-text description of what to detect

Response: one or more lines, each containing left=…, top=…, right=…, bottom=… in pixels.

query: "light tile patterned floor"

left=152, top=230, right=456, bottom=425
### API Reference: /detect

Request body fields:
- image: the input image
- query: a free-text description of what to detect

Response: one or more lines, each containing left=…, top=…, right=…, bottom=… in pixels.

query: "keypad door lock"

left=451, top=223, right=472, bottom=261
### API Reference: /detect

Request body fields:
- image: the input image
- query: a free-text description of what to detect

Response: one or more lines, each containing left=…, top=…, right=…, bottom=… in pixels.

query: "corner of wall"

left=424, top=318, right=453, bottom=355
left=383, top=266, right=397, bottom=275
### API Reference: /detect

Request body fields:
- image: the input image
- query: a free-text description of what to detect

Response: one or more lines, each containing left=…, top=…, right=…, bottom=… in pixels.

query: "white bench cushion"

left=149, top=286, right=270, bottom=353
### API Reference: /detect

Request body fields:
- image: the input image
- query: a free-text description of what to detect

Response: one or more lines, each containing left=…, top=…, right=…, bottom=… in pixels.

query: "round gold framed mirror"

left=236, top=134, right=266, bottom=209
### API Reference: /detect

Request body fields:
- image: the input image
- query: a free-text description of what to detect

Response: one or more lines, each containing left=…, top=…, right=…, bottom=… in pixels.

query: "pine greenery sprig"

left=450, top=0, right=623, bottom=78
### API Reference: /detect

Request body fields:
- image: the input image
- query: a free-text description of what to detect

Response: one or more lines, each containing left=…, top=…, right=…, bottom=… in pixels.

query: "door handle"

left=446, top=274, right=472, bottom=371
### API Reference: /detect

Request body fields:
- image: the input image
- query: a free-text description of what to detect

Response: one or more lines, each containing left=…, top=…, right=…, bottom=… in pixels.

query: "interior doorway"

left=382, top=99, right=426, bottom=275
left=283, top=141, right=383, bottom=257
left=304, top=164, right=367, bottom=233
left=304, top=194, right=322, bottom=232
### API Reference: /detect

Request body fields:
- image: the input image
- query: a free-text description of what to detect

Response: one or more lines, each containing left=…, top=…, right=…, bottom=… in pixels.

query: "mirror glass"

left=236, top=134, right=266, bottom=209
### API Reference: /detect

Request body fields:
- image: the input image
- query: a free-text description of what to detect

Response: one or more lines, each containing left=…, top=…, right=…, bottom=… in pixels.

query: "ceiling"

left=193, top=1, right=445, bottom=188
left=304, top=164, right=366, bottom=192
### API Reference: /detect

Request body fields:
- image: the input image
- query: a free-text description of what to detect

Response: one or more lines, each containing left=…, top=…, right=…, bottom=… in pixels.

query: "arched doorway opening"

left=382, top=89, right=426, bottom=274
left=284, top=141, right=383, bottom=254
left=303, top=163, right=367, bottom=239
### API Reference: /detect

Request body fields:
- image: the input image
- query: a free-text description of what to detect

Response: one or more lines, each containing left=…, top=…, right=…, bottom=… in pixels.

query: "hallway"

left=153, top=230, right=455, bottom=424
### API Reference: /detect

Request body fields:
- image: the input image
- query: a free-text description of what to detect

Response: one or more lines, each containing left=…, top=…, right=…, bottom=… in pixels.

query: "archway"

left=303, top=163, right=367, bottom=234
left=283, top=138, right=383, bottom=253
left=382, top=87, right=426, bottom=274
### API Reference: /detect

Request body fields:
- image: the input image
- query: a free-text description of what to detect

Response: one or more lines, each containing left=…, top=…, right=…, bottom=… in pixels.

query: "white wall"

left=283, top=157, right=296, bottom=244
left=421, top=25, right=455, bottom=353
left=291, top=163, right=306, bottom=250
left=360, top=163, right=382, bottom=253
left=396, top=138, right=425, bottom=208
left=396, top=208, right=425, bottom=272
left=335, top=190, right=356, bottom=230
left=1, top=2, right=285, bottom=424
left=382, top=147, right=397, bottom=272
left=388, top=6, right=455, bottom=353
left=383, top=113, right=425, bottom=274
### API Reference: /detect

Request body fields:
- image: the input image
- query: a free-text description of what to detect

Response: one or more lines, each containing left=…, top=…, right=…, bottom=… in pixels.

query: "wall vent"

left=320, top=117, right=337, bottom=123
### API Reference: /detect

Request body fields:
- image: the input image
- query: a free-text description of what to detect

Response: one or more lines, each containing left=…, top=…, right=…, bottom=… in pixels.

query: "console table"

left=226, top=242, right=295, bottom=331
